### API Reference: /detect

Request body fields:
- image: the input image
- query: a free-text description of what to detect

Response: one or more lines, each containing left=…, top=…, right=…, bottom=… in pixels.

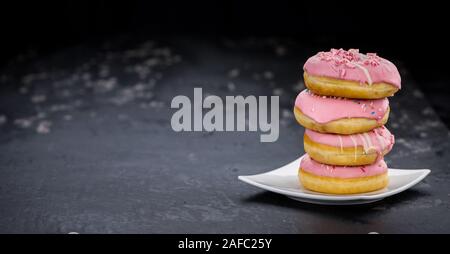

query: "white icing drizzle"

left=349, top=135, right=358, bottom=161
left=352, top=62, right=373, bottom=85
left=338, top=135, right=344, bottom=153
left=362, top=132, right=376, bottom=153
left=358, top=134, right=369, bottom=154
left=374, top=130, right=386, bottom=152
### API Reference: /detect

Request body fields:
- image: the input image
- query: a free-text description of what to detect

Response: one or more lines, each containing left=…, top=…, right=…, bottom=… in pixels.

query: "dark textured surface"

left=0, top=38, right=449, bottom=233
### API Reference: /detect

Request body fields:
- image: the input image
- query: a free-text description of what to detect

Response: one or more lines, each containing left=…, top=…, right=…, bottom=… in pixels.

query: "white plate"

left=238, top=155, right=430, bottom=205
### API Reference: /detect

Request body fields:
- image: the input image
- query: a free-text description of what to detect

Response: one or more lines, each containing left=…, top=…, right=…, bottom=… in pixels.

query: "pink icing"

left=304, top=49, right=401, bottom=88
left=305, top=126, right=394, bottom=154
left=300, top=154, right=387, bottom=179
left=295, top=89, right=389, bottom=123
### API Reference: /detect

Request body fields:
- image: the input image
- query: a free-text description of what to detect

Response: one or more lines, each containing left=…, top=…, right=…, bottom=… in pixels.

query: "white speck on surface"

left=59, top=89, right=72, bottom=98
left=275, top=45, right=287, bottom=56
left=19, top=86, right=29, bottom=94
left=124, top=41, right=155, bottom=58
left=421, top=107, right=434, bottom=116
left=149, top=101, right=164, bottom=108
left=0, top=115, right=7, bottom=125
left=292, top=81, right=304, bottom=91
left=228, top=68, right=240, bottom=78
left=419, top=132, right=428, bottom=138
left=412, top=89, right=424, bottom=98
left=263, top=71, right=274, bottom=80
left=63, top=114, right=73, bottom=121
left=145, top=57, right=160, bottom=67
left=72, top=99, right=83, bottom=108
left=368, top=232, right=379, bottom=234
left=133, top=83, right=147, bottom=92
left=36, top=112, right=47, bottom=119
left=187, top=153, right=196, bottom=161
left=227, top=82, right=236, bottom=92
left=14, top=118, right=33, bottom=128
left=31, top=94, right=47, bottom=103
left=117, top=114, right=129, bottom=121
left=273, top=88, right=283, bottom=96
left=281, top=109, right=292, bottom=118
left=434, top=199, right=443, bottom=206
left=99, top=65, right=110, bottom=78
left=68, top=232, right=79, bottom=234
left=173, top=55, right=182, bottom=63
left=81, top=72, right=91, bottom=80
left=95, top=77, right=117, bottom=93
left=396, top=138, right=432, bottom=155
left=36, top=120, right=52, bottom=134
left=154, top=47, right=171, bottom=57
left=22, top=72, right=48, bottom=85
left=50, top=104, right=70, bottom=112
left=133, top=64, right=151, bottom=79
left=110, top=88, right=136, bottom=106
left=414, top=119, right=441, bottom=132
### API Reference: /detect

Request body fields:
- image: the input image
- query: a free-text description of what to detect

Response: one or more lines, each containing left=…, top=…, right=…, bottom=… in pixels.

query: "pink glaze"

left=295, top=89, right=389, bottom=123
left=304, top=49, right=401, bottom=88
left=305, top=126, right=394, bottom=154
left=300, top=154, right=387, bottom=179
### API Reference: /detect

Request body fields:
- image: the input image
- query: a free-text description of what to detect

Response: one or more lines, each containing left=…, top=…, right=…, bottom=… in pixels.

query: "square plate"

left=238, top=155, right=430, bottom=205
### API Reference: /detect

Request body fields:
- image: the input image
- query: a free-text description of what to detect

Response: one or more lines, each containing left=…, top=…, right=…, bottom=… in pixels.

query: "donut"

left=294, top=89, right=389, bottom=134
left=299, top=154, right=388, bottom=194
left=304, top=127, right=394, bottom=166
left=303, top=49, right=401, bottom=99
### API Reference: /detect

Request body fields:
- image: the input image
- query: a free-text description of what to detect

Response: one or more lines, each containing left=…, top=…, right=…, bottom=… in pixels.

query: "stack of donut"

left=294, top=49, right=401, bottom=194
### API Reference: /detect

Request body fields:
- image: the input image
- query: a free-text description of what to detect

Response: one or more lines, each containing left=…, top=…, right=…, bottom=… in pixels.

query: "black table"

left=0, top=37, right=449, bottom=233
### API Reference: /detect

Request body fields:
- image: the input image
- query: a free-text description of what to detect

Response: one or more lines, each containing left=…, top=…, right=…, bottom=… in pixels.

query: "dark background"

left=0, top=1, right=449, bottom=233
left=1, top=0, right=449, bottom=122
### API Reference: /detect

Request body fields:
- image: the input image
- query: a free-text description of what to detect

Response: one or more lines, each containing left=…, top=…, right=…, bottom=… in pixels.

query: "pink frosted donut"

left=303, top=49, right=401, bottom=99
left=299, top=154, right=389, bottom=194
left=294, top=89, right=390, bottom=134
left=304, top=126, right=395, bottom=166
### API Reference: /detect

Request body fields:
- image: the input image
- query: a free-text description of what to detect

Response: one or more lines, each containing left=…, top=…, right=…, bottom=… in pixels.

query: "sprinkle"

left=316, top=49, right=382, bottom=67
left=371, top=111, right=375, bottom=115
